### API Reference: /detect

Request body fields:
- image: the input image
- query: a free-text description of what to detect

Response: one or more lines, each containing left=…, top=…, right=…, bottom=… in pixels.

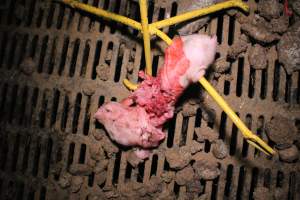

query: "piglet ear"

left=94, top=109, right=102, bottom=121
left=211, top=35, right=218, bottom=44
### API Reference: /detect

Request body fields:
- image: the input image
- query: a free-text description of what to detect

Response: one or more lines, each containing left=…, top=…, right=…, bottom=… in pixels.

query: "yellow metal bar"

left=61, top=0, right=142, bottom=30
left=139, top=0, right=152, bottom=75
left=150, top=0, right=249, bottom=30
left=199, top=78, right=275, bottom=155
left=247, top=140, right=271, bottom=155
left=60, top=0, right=170, bottom=90
left=123, top=29, right=171, bottom=90
left=151, top=27, right=173, bottom=45
left=123, top=79, right=138, bottom=90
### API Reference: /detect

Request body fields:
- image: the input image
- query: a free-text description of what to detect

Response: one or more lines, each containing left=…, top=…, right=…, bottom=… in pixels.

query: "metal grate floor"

left=0, top=0, right=299, bottom=199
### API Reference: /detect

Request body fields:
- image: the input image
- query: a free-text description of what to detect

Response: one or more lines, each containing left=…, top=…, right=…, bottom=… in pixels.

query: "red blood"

left=284, top=0, right=293, bottom=16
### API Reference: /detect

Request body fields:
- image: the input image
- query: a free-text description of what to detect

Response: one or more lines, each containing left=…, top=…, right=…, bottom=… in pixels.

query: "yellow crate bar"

left=199, top=78, right=275, bottom=155
left=139, top=0, right=152, bottom=75
left=150, top=0, right=249, bottom=30
left=61, top=0, right=142, bottom=30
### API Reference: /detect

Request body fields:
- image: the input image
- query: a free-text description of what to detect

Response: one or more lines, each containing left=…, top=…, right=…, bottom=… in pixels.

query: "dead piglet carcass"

left=95, top=34, right=217, bottom=159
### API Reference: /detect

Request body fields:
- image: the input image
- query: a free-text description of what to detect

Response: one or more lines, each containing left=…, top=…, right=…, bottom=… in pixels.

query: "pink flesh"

left=134, top=148, right=151, bottom=160
left=94, top=34, right=217, bottom=159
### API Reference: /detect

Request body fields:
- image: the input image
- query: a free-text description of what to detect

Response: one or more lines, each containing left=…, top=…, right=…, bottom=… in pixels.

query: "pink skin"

left=94, top=102, right=165, bottom=148
left=134, top=148, right=151, bottom=159
left=94, top=34, right=217, bottom=159
left=180, top=34, right=218, bottom=86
